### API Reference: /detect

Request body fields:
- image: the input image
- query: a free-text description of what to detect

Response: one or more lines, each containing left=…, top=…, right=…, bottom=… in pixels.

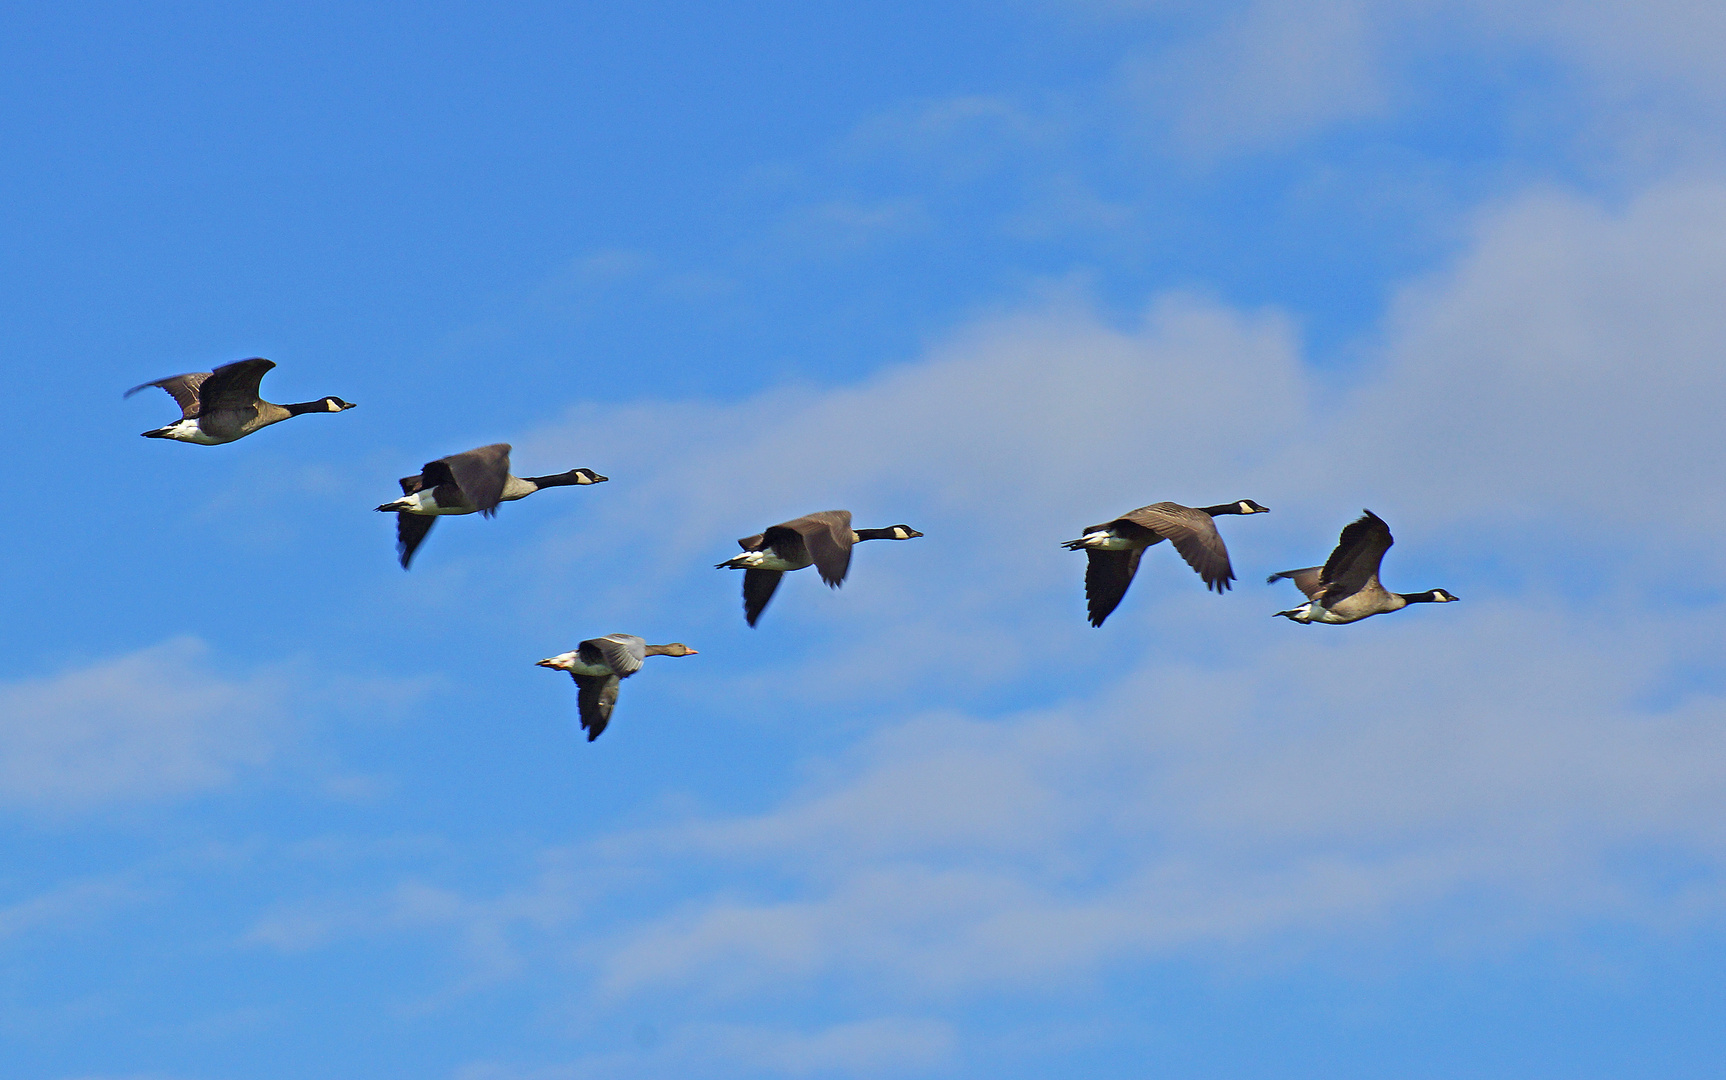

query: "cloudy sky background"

left=5, top=2, right=1726, bottom=1076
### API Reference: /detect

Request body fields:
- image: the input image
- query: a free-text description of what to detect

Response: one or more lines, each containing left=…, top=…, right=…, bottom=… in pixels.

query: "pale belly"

left=159, top=419, right=234, bottom=445
left=1076, top=531, right=1145, bottom=551
left=391, top=490, right=477, bottom=516
left=727, top=550, right=811, bottom=572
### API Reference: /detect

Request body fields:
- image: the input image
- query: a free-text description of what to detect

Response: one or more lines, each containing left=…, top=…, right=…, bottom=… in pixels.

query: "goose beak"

left=535, top=658, right=559, bottom=668
left=685, top=648, right=699, bottom=655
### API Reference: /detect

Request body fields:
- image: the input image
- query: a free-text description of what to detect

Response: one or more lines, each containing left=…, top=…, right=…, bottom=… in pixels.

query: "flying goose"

left=374, top=443, right=608, bottom=568
left=537, top=634, right=698, bottom=740
left=1064, top=500, right=1269, bottom=626
left=126, top=357, right=355, bottom=443
left=715, top=510, right=923, bottom=626
left=1269, top=509, right=1458, bottom=624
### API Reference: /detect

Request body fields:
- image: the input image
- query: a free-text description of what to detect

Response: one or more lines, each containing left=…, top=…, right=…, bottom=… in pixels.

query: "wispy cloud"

left=283, top=175, right=1726, bottom=1024
left=0, top=638, right=283, bottom=811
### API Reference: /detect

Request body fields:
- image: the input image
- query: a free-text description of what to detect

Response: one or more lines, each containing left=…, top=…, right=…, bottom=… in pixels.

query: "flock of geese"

left=128, top=357, right=1460, bottom=740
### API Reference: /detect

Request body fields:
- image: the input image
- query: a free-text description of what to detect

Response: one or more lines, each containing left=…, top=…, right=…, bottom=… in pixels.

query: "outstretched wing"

left=1319, top=510, right=1394, bottom=605
left=571, top=674, right=621, bottom=740
left=788, top=510, right=854, bottom=586
left=437, top=444, right=511, bottom=516
left=743, top=569, right=783, bottom=626
left=1083, top=548, right=1143, bottom=627
left=582, top=634, right=645, bottom=677
left=396, top=514, right=436, bottom=569
left=1266, top=566, right=1324, bottom=599
left=1118, top=503, right=1235, bottom=593
left=196, top=358, right=276, bottom=414
left=124, top=371, right=209, bottom=419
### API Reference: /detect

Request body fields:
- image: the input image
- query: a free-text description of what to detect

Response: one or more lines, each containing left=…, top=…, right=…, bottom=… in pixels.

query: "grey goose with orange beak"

left=537, top=635, right=698, bottom=741
left=375, top=443, right=607, bottom=568
left=715, top=510, right=923, bottom=626
left=1269, top=509, right=1458, bottom=624
left=1064, top=500, right=1269, bottom=626
left=126, top=357, right=355, bottom=443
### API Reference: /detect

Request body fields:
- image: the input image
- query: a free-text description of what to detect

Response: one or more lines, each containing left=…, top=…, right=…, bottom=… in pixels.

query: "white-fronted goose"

left=715, top=510, right=923, bottom=626
left=126, top=358, right=355, bottom=444
left=1064, top=500, right=1269, bottom=626
left=375, top=443, right=607, bottom=568
left=1269, top=509, right=1458, bottom=624
left=537, top=634, right=698, bottom=741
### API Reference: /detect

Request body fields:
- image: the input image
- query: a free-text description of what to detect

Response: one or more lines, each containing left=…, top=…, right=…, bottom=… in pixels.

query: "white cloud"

left=279, top=175, right=1726, bottom=1025
left=0, top=638, right=282, bottom=811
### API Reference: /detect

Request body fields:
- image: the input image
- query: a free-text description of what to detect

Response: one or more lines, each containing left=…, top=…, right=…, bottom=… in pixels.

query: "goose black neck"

left=521, top=470, right=586, bottom=489
left=1398, top=591, right=1441, bottom=604
left=853, top=527, right=902, bottom=541
left=284, top=399, right=331, bottom=416
left=1197, top=503, right=1248, bottom=516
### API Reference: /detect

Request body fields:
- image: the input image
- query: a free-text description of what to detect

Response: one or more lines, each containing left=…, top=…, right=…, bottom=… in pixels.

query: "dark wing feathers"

left=743, top=569, right=784, bottom=627
left=787, top=511, right=854, bottom=586
left=395, top=514, right=436, bottom=569
left=1318, top=510, right=1394, bottom=605
left=398, top=474, right=426, bottom=496
left=125, top=371, right=209, bottom=418
left=195, top=358, right=276, bottom=413
left=572, top=674, right=621, bottom=740
left=1118, top=503, right=1235, bottom=592
left=439, top=444, right=511, bottom=516
left=736, top=532, right=768, bottom=552
left=1084, top=548, right=1143, bottom=627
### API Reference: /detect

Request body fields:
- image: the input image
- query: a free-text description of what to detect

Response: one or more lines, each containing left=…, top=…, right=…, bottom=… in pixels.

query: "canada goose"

left=126, top=357, right=355, bottom=443
left=537, top=635, right=698, bottom=740
left=715, top=510, right=923, bottom=626
left=374, top=443, right=608, bottom=568
left=1269, top=509, right=1458, bottom=624
left=1063, top=500, right=1269, bottom=626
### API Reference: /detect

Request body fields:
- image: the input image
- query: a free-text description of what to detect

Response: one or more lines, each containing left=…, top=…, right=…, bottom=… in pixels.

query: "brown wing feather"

left=439, top=444, right=511, bottom=516
left=396, top=514, right=436, bottom=569
left=1267, top=567, right=1324, bottom=599
left=1118, top=503, right=1235, bottom=592
left=787, top=511, right=854, bottom=586
left=572, top=674, right=620, bottom=740
left=196, top=358, right=276, bottom=413
left=125, top=371, right=211, bottom=418
left=743, top=569, right=784, bottom=626
left=1319, top=511, right=1394, bottom=605
left=1083, top=548, right=1143, bottom=627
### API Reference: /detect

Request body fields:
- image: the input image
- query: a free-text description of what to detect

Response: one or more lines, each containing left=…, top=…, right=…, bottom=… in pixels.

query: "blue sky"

left=5, top=2, right=1726, bottom=1077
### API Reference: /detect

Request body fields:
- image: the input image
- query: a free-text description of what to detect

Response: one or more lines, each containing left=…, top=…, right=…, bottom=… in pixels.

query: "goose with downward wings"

left=375, top=443, right=607, bottom=568
left=716, top=510, right=923, bottom=626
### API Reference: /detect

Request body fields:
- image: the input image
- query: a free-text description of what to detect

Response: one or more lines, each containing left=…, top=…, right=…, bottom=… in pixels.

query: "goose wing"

left=1083, top=547, right=1144, bottom=627
left=786, top=510, right=854, bottom=586
left=398, top=473, right=426, bottom=496
left=430, top=443, right=511, bottom=516
left=124, top=371, right=209, bottom=418
left=1318, top=510, right=1394, bottom=605
left=580, top=634, right=646, bottom=677
left=571, top=674, right=621, bottom=740
left=195, top=358, right=276, bottom=414
left=743, top=569, right=784, bottom=627
left=396, top=514, right=436, bottom=569
left=1266, top=566, right=1324, bottom=599
left=1118, top=503, right=1236, bottom=592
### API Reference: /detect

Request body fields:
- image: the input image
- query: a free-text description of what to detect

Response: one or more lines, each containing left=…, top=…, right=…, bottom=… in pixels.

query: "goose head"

left=646, top=643, right=698, bottom=657
left=1427, top=589, right=1460, bottom=602
left=536, top=652, right=580, bottom=671
left=1234, top=501, right=1270, bottom=514
left=889, top=525, right=923, bottom=539
left=321, top=396, right=358, bottom=412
